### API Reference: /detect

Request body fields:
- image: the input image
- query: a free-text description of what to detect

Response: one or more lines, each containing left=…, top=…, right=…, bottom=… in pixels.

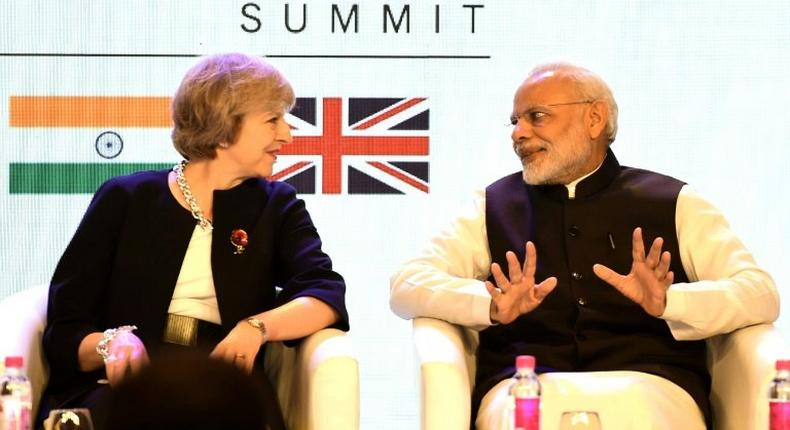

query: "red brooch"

left=230, top=229, right=248, bottom=255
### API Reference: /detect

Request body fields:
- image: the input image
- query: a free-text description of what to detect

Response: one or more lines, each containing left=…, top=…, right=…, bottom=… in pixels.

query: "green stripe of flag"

left=9, top=163, right=172, bottom=194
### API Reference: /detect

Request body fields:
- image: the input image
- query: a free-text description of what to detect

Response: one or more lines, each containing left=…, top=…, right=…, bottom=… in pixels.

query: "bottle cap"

left=776, top=359, right=790, bottom=371
left=516, top=355, right=535, bottom=370
left=4, top=356, right=23, bottom=368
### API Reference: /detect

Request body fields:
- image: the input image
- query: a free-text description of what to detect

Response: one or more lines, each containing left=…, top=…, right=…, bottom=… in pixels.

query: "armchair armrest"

left=0, top=285, right=49, bottom=417
left=413, top=317, right=478, bottom=430
left=707, top=323, right=790, bottom=430
left=265, top=328, right=359, bottom=430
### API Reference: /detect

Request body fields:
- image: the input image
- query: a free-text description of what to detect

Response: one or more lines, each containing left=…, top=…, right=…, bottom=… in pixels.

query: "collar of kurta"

left=534, top=148, right=620, bottom=201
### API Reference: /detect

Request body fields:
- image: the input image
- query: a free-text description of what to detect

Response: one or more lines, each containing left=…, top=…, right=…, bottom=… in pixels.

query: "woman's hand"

left=209, top=320, right=266, bottom=373
left=210, top=297, right=338, bottom=372
left=104, top=331, right=149, bottom=386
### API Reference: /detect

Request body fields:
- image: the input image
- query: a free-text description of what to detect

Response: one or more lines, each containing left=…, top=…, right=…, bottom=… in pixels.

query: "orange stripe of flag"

left=10, top=96, right=172, bottom=127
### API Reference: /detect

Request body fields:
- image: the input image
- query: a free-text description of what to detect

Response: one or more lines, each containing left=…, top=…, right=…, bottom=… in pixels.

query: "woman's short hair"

left=171, top=53, right=295, bottom=160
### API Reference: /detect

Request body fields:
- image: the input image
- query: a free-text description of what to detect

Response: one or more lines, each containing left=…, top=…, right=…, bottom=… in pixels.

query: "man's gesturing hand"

left=593, top=227, right=674, bottom=317
left=486, top=241, right=558, bottom=324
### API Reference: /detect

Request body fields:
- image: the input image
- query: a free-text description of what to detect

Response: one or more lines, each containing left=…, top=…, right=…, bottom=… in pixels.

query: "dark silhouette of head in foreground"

left=105, top=350, right=268, bottom=430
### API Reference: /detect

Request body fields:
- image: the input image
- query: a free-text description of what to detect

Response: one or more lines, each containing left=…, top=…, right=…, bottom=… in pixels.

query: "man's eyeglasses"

left=509, top=100, right=594, bottom=126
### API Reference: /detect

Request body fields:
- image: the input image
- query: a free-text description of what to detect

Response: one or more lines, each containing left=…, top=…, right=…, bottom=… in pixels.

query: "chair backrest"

left=0, top=285, right=50, bottom=416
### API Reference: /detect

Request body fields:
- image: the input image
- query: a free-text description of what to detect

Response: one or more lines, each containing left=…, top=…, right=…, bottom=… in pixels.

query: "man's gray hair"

left=527, top=62, right=619, bottom=143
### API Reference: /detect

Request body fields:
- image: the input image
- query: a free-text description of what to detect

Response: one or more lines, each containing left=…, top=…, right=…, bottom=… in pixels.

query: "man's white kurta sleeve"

left=662, top=185, right=779, bottom=339
left=389, top=190, right=495, bottom=329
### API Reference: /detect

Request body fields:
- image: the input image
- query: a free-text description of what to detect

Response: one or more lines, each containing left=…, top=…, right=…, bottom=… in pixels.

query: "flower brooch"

left=230, top=229, right=248, bottom=255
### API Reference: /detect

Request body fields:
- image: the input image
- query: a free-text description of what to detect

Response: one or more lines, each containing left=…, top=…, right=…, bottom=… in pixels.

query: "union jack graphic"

left=273, top=97, right=430, bottom=194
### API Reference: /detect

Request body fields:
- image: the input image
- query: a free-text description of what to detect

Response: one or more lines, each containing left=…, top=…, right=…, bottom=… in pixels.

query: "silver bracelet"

left=95, top=325, right=137, bottom=362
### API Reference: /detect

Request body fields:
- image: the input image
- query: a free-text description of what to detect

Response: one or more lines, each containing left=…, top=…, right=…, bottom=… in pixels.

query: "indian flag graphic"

left=8, top=96, right=173, bottom=194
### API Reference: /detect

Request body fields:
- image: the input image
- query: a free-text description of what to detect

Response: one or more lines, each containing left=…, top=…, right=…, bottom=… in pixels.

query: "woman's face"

left=219, top=110, right=292, bottom=178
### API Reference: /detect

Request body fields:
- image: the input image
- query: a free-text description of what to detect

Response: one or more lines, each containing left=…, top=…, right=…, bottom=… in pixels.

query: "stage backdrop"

left=2, top=1, right=789, bottom=428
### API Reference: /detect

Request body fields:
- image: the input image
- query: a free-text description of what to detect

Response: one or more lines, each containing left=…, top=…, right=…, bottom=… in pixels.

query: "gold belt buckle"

left=163, top=313, right=199, bottom=346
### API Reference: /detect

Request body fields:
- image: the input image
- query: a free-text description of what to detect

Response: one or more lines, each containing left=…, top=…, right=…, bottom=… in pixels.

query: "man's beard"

left=515, top=126, right=593, bottom=185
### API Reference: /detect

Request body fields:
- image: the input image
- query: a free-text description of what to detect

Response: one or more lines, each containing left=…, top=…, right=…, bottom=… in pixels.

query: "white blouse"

left=167, top=224, right=222, bottom=324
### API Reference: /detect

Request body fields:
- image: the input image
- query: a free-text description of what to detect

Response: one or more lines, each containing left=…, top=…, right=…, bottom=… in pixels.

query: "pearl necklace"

left=173, top=160, right=213, bottom=231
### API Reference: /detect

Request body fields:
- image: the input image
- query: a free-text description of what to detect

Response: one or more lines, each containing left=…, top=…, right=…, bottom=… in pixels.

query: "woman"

left=38, top=53, right=348, bottom=430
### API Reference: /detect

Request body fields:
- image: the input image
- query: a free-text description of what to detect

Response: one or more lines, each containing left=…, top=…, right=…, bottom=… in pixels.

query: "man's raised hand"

left=593, top=227, right=674, bottom=317
left=486, top=241, right=558, bottom=324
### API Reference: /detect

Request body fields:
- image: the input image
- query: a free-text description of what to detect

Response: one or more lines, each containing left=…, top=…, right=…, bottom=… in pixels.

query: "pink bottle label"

left=21, top=407, right=31, bottom=430
left=514, top=398, right=539, bottom=430
left=0, top=401, right=30, bottom=430
left=771, top=401, right=790, bottom=430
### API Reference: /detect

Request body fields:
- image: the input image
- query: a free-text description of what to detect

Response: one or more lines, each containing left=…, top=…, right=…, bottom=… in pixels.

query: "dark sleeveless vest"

left=474, top=149, right=710, bottom=425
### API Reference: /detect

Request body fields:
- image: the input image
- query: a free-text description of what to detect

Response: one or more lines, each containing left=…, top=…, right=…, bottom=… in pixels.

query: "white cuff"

left=470, top=280, right=496, bottom=327
left=660, top=286, right=686, bottom=322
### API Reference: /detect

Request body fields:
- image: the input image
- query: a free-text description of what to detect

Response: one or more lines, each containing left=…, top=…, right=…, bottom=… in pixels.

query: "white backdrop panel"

left=1, top=2, right=789, bottom=429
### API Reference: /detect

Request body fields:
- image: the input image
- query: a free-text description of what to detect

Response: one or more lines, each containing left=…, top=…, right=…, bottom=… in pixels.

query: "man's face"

left=510, top=73, right=600, bottom=185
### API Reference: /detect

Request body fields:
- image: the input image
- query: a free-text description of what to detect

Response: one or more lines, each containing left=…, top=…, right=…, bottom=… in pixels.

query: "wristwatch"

left=246, top=317, right=269, bottom=343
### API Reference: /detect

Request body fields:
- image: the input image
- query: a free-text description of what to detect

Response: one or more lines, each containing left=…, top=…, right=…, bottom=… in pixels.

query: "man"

left=389, top=63, right=778, bottom=429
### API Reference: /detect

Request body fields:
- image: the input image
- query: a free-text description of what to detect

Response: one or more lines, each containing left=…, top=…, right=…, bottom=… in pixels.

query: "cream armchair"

left=413, top=317, right=790, bottom=430
left=0, top=286, right=360, bottom=430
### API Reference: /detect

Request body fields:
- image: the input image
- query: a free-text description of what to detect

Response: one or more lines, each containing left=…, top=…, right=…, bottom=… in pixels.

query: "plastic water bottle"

left=770, top=359, right=790, bottom=430
left=0, top=356, right=32, bottom=430
left=508, top=355, right=540, bottom=430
